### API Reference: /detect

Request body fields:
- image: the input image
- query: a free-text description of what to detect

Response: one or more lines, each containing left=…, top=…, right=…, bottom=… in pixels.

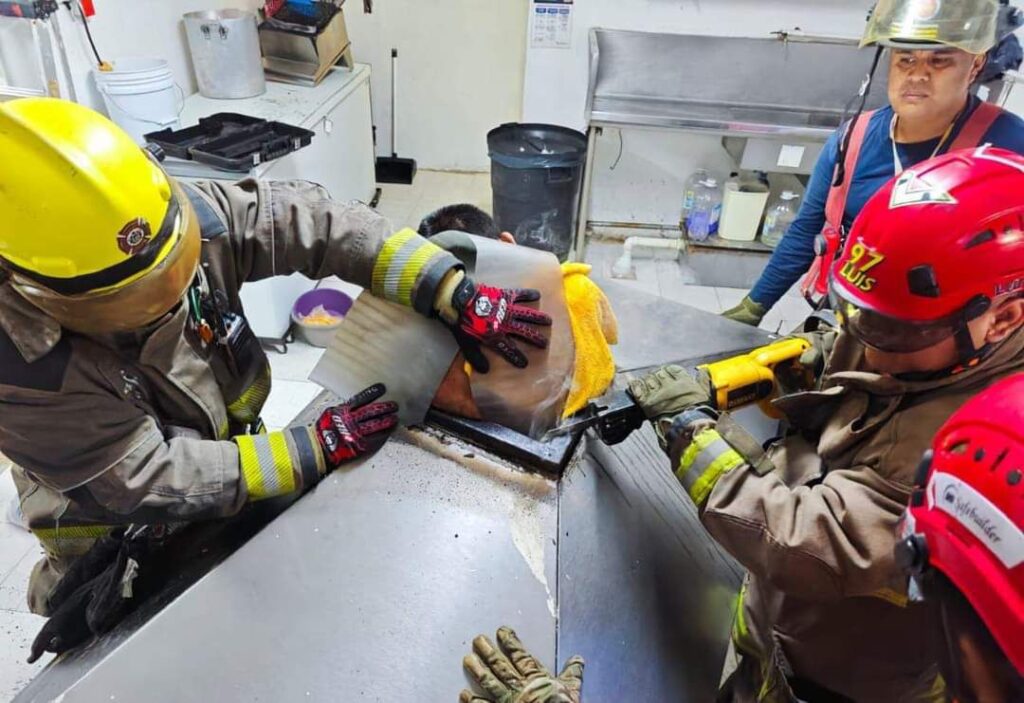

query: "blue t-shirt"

left=750, top=96, right=1024, bottom=308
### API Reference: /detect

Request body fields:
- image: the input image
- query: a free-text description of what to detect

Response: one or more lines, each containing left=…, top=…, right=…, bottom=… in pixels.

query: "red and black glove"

left=449, top=277, right=552, bottom=373
left=315, top=384, right=399, bottom=469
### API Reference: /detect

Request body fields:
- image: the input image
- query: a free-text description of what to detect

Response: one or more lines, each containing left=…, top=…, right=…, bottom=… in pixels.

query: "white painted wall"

left=51, top=0, right=262, bottom=111
left=345, top=0, right=529, bottom=171
left=31, top=0, right=525, bottom=171
left=522, top=1, right=1024, bottom=227
left=523, top=0, right=878, bottom=226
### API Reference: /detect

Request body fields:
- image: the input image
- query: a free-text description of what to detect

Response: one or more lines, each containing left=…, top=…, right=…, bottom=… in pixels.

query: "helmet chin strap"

left=894, top=297, right=994, bottom=382
left=951, top=295, right=1000, bottom=372
left=891, top=339, right=994, bottom=383
left=947, top=327, right=993, bottom=376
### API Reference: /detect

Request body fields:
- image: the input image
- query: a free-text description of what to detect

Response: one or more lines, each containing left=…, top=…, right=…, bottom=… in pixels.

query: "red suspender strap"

left=824, top=110, right=875, bottom=232
left=948, top=101, right=1004, bottom=152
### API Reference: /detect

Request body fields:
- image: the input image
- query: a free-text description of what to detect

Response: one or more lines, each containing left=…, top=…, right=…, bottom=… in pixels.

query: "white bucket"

left=93, top=58, right=183, bottom=145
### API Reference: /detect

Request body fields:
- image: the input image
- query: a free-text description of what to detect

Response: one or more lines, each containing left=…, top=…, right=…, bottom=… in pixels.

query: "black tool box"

left=145, top=113, right=315, bottom=172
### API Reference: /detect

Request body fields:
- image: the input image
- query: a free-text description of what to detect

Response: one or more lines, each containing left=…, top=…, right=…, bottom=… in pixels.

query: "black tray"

left=144, top=114, right=314, bottom=172
left=145, top=113, right=264, bottom=160
left=190, top=121, right=315, bottom=171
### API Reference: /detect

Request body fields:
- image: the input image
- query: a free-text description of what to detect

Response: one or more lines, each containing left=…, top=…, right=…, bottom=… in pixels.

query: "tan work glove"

left=721, top=295, right=767, bottom=327
left=460, top=627, right=584, bottom=703
left=797, top=329, right=838, bottom=374
left=628, top=365, right=712, bottom=450
left=773, top=326, right=839, bottom=395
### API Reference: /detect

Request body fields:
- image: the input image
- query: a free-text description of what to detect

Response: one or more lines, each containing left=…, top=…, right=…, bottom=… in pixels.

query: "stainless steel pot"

left=184, top=9, right=266, bottom=99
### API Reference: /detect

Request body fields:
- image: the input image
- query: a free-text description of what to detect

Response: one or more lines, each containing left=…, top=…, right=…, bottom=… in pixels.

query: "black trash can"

left=487, top=123, right=588, bottom=261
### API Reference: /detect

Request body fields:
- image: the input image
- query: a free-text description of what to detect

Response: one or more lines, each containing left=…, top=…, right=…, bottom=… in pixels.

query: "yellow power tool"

left=548, top=337, right=815, bottom=444
left=698, top=337, right=812, bottom=417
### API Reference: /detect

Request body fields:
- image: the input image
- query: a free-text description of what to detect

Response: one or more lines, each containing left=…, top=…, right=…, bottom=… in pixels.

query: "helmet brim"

left=829, top=278, right=971, bottom=353
left=10, top=182, right=201, bottom=335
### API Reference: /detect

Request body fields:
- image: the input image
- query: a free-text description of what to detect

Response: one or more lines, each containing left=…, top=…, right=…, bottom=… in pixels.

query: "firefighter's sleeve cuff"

left=235, top=427, right=325, bottom=501
left=371, top=228, right=462, bottom=316
left=676, top=428, right=744, bottom=507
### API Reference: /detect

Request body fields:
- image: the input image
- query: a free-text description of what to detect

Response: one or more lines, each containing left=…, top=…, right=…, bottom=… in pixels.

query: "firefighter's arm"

left=188, top=179, right=460, bottom=316
left=700, top=459, right=910, bottom=602
left=0, top=390, right=324, bottom=524
left=668, top=417, right=911, bottom=603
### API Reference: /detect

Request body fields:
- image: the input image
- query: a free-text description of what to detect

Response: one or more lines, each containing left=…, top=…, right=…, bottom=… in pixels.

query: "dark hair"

left=418, top=204, right=501, bottom=240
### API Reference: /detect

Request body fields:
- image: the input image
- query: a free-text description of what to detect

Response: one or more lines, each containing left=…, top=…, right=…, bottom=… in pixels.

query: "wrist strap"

left=716, top=413, right=775, bottom=476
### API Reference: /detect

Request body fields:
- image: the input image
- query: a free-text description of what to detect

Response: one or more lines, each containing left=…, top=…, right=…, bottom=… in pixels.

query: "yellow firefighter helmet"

left=0, top=97, right=199, bottom=334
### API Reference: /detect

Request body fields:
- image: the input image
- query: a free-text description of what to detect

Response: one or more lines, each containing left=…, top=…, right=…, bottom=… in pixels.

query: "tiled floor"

left=374, top=170, right=494, bottom=233
left=0, top=169, right=811, bottom=699
left=0, top=462, right=50, bottom=698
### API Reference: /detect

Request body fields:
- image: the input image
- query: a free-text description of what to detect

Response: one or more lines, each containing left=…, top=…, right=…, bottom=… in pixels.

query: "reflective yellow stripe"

left=730, top=582, right=788, bottom=703
left=732, top=583, right=751, bottom=649
left=371, top=229, right=416, bottom=300
left=689, top=448, right=743, bottom=506
left=925, top=674, right=948, bottom=703
left=236, top=432, right=298, bottom=501
left=227, top=367, right=272, bottom=425
left=677, top=428, right=719, bottom=478
left=32, top=525, right=112, bottom=540
left=268, top=431, right=295, bottom=494
left=871, top=587, right=910, bottom=608
left=676, top=428, right=743, bottom=506
left=236, top=434, right=266, bottom=497
left=371, top=229, right=446, bottom=307
left=33, top=525, right=114, bottom=558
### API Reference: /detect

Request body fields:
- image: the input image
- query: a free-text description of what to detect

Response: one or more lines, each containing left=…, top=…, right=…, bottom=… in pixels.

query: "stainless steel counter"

left=16, top=288, right=773, bottom=702
left=585, top=30, right=889, bottom=141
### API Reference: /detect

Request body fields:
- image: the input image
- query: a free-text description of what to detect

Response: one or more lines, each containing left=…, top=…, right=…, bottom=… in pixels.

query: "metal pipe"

left=573, top=125, right=599, bottom=261
left=590, top=220, right=681, bottom=233
left=610, top=235, right=683, bottom=279
left=624, top=236, right=684, bottom=255
left=591, top=221, right=672, bottom=230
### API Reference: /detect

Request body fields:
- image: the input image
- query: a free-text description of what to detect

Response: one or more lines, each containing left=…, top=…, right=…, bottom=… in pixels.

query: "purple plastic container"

left=290, top=288, right=353, bottom=347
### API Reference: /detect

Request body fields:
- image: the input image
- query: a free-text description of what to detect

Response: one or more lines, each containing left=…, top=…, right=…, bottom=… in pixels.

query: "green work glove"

left=460, top=627, right=584, bottom=703
left=797, top=330, right=837, bottom=375
left=721, top=296, right=766, bottom=327
left=774, top=323, right=840, bottom=395
left=628, top=365, right=712, bottom=450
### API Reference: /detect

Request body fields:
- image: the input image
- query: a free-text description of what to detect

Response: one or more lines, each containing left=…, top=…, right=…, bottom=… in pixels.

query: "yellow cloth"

left=561, top=263, right=618, bottom=418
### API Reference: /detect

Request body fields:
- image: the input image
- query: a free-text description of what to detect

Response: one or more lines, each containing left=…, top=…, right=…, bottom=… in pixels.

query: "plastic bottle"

left=686, top=178, right=723, bottom=242
left=680, top=168, right=711, bottom=231
left=761, top=190, right=800, bottom=248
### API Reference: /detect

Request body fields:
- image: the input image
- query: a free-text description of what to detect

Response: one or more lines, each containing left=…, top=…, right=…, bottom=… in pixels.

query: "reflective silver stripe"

left=678, top=437, right=732, bottom=494
left=252, top=434, right=281, bottom=495
left=383, top=236, right=424, bottom=301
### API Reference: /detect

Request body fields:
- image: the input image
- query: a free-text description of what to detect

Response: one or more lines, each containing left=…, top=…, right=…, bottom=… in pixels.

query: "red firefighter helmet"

left=829, top=146, right=1024, bottom=360
left=896, top=374, right=1024, bottom=690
